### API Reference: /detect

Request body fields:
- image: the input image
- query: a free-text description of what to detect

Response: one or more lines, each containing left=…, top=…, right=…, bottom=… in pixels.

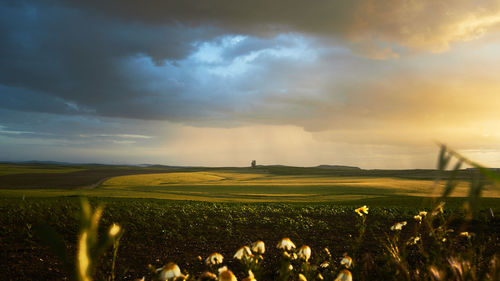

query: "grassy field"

left=1, top=197, right=499, bottom=280
left=0, top=163, right=84, bottom=176
left=2, top=167, right=499, bottom=202
left=0, top=163, right=178, bottom=189
left=99, top=171, right=500, bottom=202
left=1, top=162, right=499, bottom=280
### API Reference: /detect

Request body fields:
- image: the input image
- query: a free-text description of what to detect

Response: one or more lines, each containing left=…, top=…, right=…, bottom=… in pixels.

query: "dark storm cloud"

left=1, top=0, right=500, bottom=125
left=59, top=0, right=354, bottom=36
left=2, top=0, right=328, bottom=124
left=0, top=0, right=226, bottom=120
left=2, top=0, right=500, bottom=167
left=56, top=0, right=500, bottom=52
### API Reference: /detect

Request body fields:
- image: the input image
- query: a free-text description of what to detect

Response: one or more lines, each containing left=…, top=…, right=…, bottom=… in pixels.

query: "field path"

left=0, top=167, right=183, bottom=189
left=81, top=177, right=111, bottom=189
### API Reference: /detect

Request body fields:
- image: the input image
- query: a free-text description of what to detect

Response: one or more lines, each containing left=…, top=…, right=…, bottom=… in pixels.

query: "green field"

left=1, top=197, right=499, bottom=280
left=1, top=163, right=499, bottom=280
left=100, top=171, right=500, bottom=201
left=2, top=167, right=499, bottom=202
left=0, top=163, right=84, bottom=176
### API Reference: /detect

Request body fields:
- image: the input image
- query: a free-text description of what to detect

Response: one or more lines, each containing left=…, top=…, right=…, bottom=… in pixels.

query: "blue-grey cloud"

left=56, top=0, right=500, bottom=53
left=2, top=0, right=500, bottom=168
left=2, top=0, right=500, bottom=126
left=0, top=0, right=226, bottom=120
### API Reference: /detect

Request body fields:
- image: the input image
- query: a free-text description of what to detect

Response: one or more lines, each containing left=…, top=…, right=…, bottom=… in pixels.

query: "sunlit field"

left=1, top=150, right=500, bottom=281
left=99, top=171, right=500, bottom=201
left=2, top=166, right=500, bottom=202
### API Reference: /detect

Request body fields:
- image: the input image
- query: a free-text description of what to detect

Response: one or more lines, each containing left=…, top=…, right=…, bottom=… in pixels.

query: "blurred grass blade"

left=80, top=198, right=91, bottom=229
left=441, top=160, right=462, bottom=198
left=473, top=165, right=500, bottom=185
left=437, top=143, right=500, bottom=187
left=437, top=145, right=451, bottom=171
left=468, top=174, right=485, bottom=216
left=446, top=147, right=500, bottom=186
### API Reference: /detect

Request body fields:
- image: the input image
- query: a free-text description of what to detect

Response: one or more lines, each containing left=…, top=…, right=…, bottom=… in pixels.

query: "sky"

left=1, top=0, right=500, bottom=168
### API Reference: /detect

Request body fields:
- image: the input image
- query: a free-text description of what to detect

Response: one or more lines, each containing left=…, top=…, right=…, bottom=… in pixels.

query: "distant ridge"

left=0, top=161, right=362, bottom=170
left=315, top=165, right=361, bottom=170
left=0, top=160, right=182, bottom=168
left=17, top=160, right=75, bottom=165
left=4, top=160, right=128, bottom=166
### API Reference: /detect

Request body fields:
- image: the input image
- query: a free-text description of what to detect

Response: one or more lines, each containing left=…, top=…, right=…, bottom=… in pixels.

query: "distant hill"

left=256, top=164, right=360, bottom=170
left=0, top=160, right=119, bottom=166
left=0, top=160, right=183, bottom=168
left=0, top=161, right=482, bottom=189
left=315, top=165, right=361, bottom=170
left=17, top=160, right=76, bottom=165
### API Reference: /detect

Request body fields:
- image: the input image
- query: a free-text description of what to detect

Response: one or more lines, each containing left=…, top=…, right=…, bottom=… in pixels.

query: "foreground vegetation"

left=0, top=197, right=500, bottom=280
left=1, top=146, right=499, bottom=280
left=1, top=197, right=499, bottom=280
